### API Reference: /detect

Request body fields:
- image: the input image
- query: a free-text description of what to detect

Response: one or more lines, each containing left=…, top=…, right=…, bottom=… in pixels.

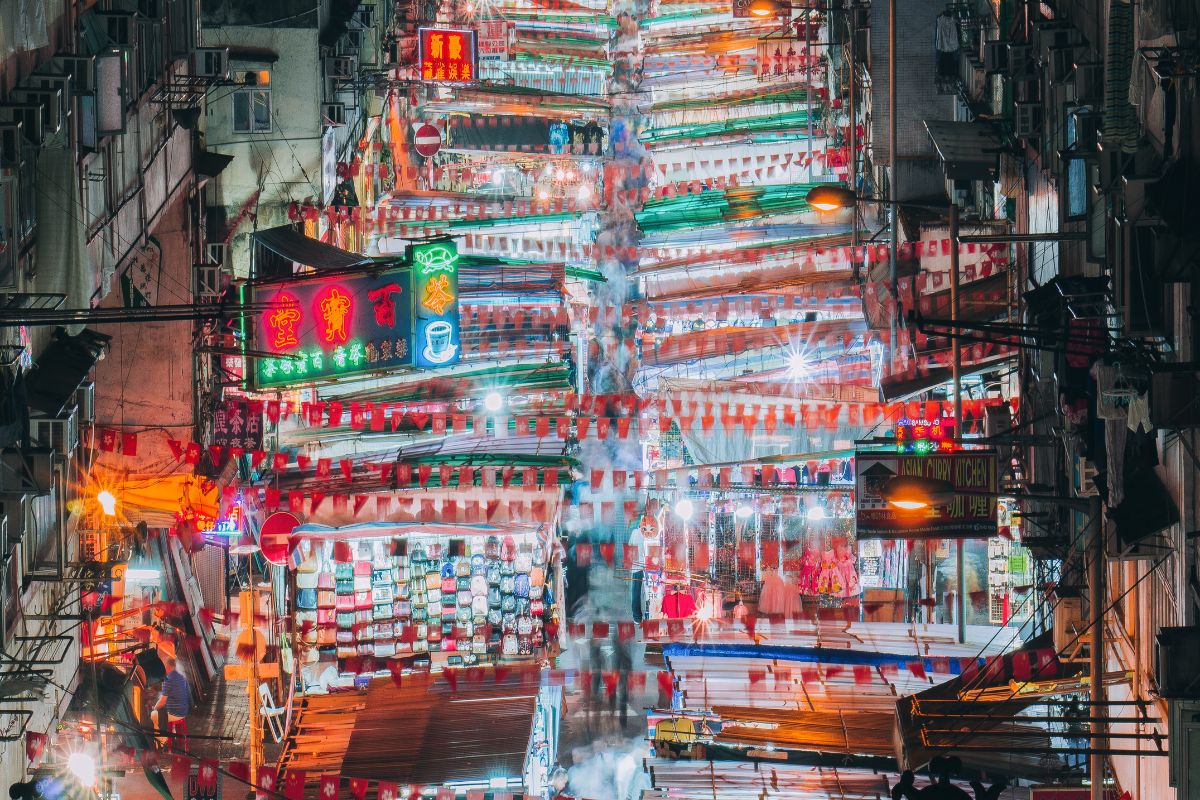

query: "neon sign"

left=247, top=239, right=460, bottom=387
left=410, top=241, right=461, bottom=368
left=894, top=417, right=958, bottom=453
left=317, top=286, right=353, bottom=344
left=418, top=28, right=478, bottom=85
left=266, top=293, right=301, bottom=350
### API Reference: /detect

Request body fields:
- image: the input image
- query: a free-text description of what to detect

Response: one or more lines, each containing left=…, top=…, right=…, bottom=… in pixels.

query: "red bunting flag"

left=319, top=774, right=339, bottom=800
left=284, top=770, right=306, bottom=800
left=348, top=778, right=369, bottom=800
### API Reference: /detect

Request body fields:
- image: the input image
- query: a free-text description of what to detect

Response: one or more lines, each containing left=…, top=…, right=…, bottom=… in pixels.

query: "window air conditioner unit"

left=75, top=382, right=95, bottom=424
left=1169, top=699, right=1200, bottom=797
left=193, top=47, right=230, bottom=80
left=1073, top=456, right=1099, bottom=496
left=194, top=262, right=223, bottom=302
left=205, top=242, right=228, bottom=266
left=0, top=494, right=30, bottom=543
left=1006, top=43, right=1033, bottom=77
left=339, top=30, right=364, bottom=56
left=0, top=122, right=22, bottom=168
left=1047, top=47, right=1076, bottom=84
left=322, top=102, right=347, bottom=126
left=1014, top=101, right=1042, bottom=139
left=98, top=12, right=136, bottom=47
left=30, top=409, right=79, bottom=458
left=0, top=449, right=56, bottom=496
left=1074, top=61, right=1103, bottom=102
left=0, top=105, right=45, bottom=146
left=60, top=56, right=96, bottom=94
left=324, top=57, right=356, bottom=80
left=983, top=40, right=1008, bottom=73
left=12, top=88, right=64, bottom=137
left=1052, top=596, right=1090, bottom=662
left=1033, top=20, right=1081, bottom=61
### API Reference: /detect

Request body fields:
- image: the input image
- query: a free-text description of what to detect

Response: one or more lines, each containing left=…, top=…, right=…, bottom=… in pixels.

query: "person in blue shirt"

left=154, top=657, right=191, bottom=748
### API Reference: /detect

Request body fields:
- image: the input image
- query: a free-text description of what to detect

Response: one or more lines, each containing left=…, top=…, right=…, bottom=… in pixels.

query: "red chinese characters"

left=266, top=293, right=301, bottom=350
left=316, top=286, right=353, bottom=344
left=419, top=28, right=477, bottom=84
left=367, top=283, right=404, bottom=327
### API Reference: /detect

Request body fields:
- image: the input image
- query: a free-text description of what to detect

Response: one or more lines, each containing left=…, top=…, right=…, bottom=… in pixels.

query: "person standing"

left=154, top=657, right=191, bottom=750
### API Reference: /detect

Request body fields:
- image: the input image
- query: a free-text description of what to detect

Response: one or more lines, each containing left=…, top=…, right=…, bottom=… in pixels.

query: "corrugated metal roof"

left=251, top=226, right=378, bottom=271
left=282, top=672, right=537, bottom=789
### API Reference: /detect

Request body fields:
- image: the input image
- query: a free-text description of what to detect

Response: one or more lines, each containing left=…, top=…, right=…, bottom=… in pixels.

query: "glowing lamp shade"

left=878, top=476, right=958, bottom=510
left=674, top=499, right=695, bottom=521
left=96, top=490, right=117, bottom=517
left=483, top=391, right=504, bottom=412
left=805, top=185, right=858, bottom=212
left=735, top=504, right=754, bottom=519
left=67, top=753, right=96, bottom=786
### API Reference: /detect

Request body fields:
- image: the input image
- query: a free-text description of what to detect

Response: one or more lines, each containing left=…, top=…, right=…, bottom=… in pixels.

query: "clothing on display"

left=299, top=533, right=554, bottom=675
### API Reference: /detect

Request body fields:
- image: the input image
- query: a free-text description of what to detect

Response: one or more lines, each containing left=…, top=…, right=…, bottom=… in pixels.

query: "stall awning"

left=923, top=120, right=1005, bottom=181
left=251, top=226, right=379, bottom=271
left=26, top=327, right=110, bottom=416
left=194, top=149, right=235, bottom=179
left=281, top=672, right=537, bottom=788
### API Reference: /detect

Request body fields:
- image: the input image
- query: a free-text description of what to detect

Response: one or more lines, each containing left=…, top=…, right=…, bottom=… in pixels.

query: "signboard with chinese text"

left=894, top=416, right=957, bottom=453
left=211, top=399, right=263, bottom=452
left=409, top=240, right=461, bottom=368
left=417, top=28, right=478, bottom=84
left=477, top=19, right=508, bottom=61
left=856, top=451, right=998, bottom=539
left=249, top=266, right=414, bottom=388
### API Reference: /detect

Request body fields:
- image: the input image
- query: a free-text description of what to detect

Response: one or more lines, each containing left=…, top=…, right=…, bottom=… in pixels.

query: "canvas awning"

left=281, top=672, right=538, bottom=790
left=923, top=120, right=1005, bottom=181
left=250, top=226, right=379, bottom=271
left=25, top=327, right=110, bottom=416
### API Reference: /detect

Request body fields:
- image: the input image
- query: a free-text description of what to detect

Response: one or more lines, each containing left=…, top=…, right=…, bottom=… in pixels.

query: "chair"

left=258, top=682, right=287, bottom=743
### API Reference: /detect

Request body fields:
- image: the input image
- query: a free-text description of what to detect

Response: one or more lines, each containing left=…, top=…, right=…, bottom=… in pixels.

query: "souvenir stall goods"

left=295, top=530, right=557, bottom=682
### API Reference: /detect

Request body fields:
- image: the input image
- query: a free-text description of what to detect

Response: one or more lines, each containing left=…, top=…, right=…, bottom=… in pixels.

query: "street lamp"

left=879, top=475, right=1106, bottom=800
left=804, top=184, right=859, bottom=212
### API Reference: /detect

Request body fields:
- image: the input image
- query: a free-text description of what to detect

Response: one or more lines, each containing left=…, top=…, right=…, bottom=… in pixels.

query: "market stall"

left=291, top=523, right=563, bottom=684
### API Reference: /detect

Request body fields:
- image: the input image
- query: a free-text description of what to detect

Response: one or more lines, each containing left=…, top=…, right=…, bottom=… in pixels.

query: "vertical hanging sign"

left=477, top=19, right=508, bottom=61
left=409, top=240, right=461, bottom=367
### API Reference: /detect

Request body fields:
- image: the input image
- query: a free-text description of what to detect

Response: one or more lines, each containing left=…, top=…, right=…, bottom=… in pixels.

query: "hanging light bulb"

left=484, top=391, right=504, bottom=412
left=97, top=490, right=117, bottom=517
left=735, top=504, right=754, bottom=519
left=674, top=499, right=695, bottom=521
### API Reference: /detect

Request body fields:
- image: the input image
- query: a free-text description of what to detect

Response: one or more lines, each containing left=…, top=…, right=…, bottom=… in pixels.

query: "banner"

left=855, top=451, right=998, bottom=539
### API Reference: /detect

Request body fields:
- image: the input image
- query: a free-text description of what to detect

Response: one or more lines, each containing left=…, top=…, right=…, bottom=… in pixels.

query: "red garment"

left=662, top=590, right=697, bottom=618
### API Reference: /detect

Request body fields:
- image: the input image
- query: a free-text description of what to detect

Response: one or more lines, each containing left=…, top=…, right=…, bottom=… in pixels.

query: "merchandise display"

left=295, top=531, right=558, bottom=677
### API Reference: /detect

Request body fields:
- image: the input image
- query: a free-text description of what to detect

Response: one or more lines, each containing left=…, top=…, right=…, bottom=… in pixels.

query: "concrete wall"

left=92, top=192, right=198, bottom=469
left=201, top=26, right=324, bottom=273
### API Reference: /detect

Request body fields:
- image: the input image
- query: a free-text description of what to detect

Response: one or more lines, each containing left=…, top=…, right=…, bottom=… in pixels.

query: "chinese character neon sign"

left=418, top=28, right=478, bottom=85
left=410, top=240, right=461, bottom=368
left=317, top=286, right=353, bottom=344
left=894, top=417, right=958, bottom=453
left=247, top=239, right=460, bottom=387
left=267, top=293, right=301, bottom=350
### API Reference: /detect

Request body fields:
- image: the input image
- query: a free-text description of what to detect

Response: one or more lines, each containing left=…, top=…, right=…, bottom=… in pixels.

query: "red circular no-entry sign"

left=260, top=511, right=300, bottom=566
left=414, top=123, right=442, bottom=157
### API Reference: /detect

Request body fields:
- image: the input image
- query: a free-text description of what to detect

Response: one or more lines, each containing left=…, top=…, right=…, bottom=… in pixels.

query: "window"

left=233, top=89, right=272, bottom=133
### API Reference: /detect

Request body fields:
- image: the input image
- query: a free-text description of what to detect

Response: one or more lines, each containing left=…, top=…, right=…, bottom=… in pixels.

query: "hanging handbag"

left=354, top=591, right=372, bottom=609
left=455, top=559, right=471, bottom=577
left=514, top=553, right=533, bottom=573
left=502, top=633, right=519, bottom=656
left=318, top=590, right=337, bottom=608
left=513, top=573, right=530, bottom=599
left=441, top=576, right=457, bottom=594
left=318, top=572, right=336, bottom=590
left=296, top=588, right=319, bottom=610
left=354, top=575, right=371, bottom=593
left=517, top=615, right=534, bottom=635
left=354, top=560, right=372, bottom=576
left=372, top=585, right=394, bottom=604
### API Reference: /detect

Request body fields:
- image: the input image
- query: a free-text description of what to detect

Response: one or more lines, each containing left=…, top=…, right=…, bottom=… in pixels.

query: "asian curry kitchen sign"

left=855, top=451, right=999, bottom=539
